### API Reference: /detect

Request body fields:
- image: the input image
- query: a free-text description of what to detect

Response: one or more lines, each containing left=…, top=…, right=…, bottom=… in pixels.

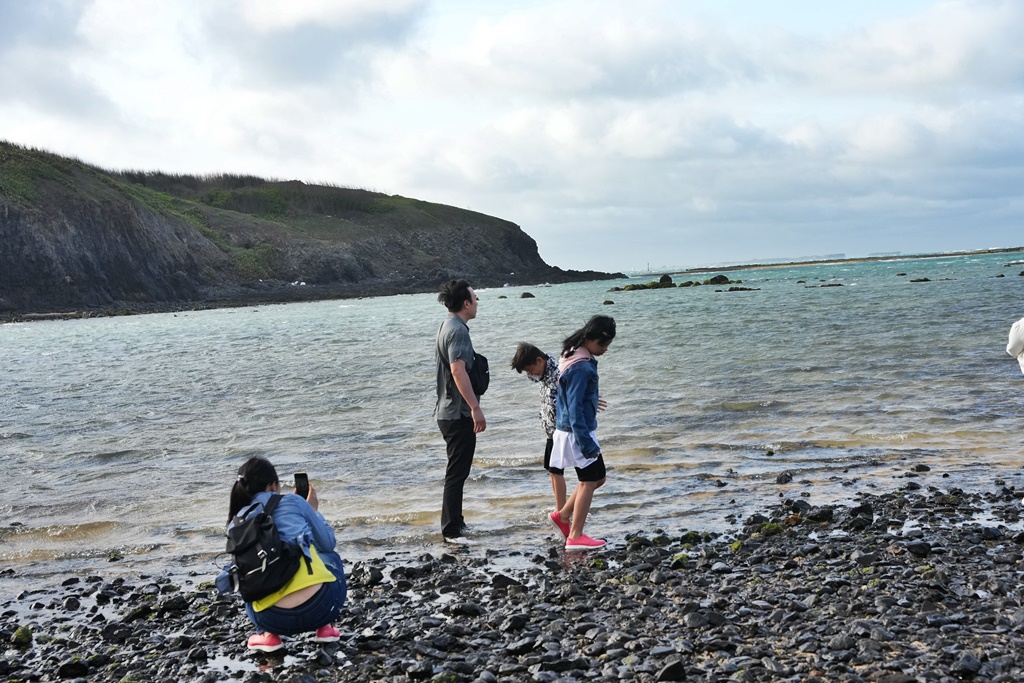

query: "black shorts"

left=542, top=437, right=563, bottom=475
left=576, top=454, right=606, bottom=482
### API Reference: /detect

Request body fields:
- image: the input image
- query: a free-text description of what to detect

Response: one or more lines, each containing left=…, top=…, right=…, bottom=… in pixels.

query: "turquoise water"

left=2, top=252, right=1023, bottom=581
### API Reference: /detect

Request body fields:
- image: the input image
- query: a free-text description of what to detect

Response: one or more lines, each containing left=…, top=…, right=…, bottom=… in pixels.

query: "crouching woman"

left=216, top=456, right=347, bottom=652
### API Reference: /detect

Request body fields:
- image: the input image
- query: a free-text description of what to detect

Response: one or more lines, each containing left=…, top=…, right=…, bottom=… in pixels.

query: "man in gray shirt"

left=435, top=279, right=486, bottom=543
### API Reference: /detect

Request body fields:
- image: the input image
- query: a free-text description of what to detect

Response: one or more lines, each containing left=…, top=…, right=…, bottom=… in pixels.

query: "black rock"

left=123, top=603, right=154, bottom=622
left=683, top=612, right=709, bottom=628
left=55, top=658, right=89, bottom=678
left=656, top=660, right=687, bottom=681
left=806, top=506, right=834, bottom=523
left=850, top=550, right=879, bottom=566
left=905, top=540, right=932, bottom=556
left=846, top=514, right=873, bottom=531
left=506, top=637, right=536, bottom=655
left=445, top=601, right=486, bottom=617
left=491, top=574, right=521, bottom=589
left=160, top=594, right=189, bottom=612
left=500, top=614, right=527, bottom=632
left=186, top=646, right=208, bottom=662
left=405, top=660, right=433, bottom=679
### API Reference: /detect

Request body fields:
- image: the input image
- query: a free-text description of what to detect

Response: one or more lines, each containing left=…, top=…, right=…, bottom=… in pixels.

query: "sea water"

left=2, top=252, right=1023, bottom=583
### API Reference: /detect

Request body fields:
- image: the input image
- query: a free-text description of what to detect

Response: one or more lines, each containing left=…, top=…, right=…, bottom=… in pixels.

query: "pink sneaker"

left=548, top=511, right=570, bottom=539
left=247, top=632, right=284, bottom=652
left=313, top=624, right=341, bottom=643
left=565, top=534, right=606, bottom=552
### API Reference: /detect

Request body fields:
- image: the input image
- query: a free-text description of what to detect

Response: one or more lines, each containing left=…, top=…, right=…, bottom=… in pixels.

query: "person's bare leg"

left=551, top=473, right=567, bottom=512
left=567, top=478, right=605, bottom=539
left=556, top=485, right=579, bottom=524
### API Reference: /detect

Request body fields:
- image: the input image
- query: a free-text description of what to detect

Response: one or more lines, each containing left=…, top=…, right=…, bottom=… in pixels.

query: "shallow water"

left=2, top=252, right=1023, bottom=583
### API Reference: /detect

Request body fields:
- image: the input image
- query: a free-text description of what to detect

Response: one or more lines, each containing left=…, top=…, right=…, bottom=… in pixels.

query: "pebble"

left=4, top=485, right=1024, bottom=682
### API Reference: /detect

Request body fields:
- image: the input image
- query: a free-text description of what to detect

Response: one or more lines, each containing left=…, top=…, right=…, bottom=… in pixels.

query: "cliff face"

left=0, top=143, right=619, bottom=315
left=0, top=175, right=229, bottom=311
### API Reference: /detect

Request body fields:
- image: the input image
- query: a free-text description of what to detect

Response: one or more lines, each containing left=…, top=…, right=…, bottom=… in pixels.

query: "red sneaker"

left=549, top=511, right=571, bottom=539
left=314, top=625, right=341, bottom=643
left=247, top=632, right=284, bottom=652
left=565, top=534, right=606, bottom=552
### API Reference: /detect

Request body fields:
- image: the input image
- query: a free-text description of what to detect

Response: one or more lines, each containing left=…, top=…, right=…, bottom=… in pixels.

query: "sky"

left=2, top=0, right=1023, bottom=273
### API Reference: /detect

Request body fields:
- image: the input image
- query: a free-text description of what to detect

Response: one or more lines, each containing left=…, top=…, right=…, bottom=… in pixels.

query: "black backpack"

left=225, top=494, right=310, bottom=602
left=468, top=353, right=489, bottom=396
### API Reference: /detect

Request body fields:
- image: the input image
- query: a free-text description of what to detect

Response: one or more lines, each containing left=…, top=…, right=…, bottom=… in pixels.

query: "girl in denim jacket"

left=549, top=315, right=616, bottom=551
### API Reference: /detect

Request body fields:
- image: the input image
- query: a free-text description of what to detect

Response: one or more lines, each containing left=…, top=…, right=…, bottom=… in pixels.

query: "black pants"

left=437, top=416, right=476, bottom=538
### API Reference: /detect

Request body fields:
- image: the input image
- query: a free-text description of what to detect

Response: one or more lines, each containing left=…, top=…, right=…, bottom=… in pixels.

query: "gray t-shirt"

left=434, top=315, right=475, bottom=420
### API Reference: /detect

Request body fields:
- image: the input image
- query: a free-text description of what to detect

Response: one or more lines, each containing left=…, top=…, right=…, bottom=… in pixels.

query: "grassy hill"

left=0, top=141, right=618, bottom=317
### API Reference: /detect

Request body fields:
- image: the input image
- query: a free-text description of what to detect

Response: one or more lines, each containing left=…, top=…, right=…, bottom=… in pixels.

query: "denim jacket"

left=215, top=491, right=345, bottom=595
left=554, top=357, right=600, bottom=457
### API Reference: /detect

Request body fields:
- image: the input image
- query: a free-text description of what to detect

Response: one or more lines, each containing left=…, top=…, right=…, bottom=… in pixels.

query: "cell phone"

left=294, top=472, right=309, bottom=499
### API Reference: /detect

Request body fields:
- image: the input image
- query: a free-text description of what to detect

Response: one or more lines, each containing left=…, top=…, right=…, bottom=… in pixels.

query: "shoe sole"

left=443, top=537, right=476, bottom=546
left=313, top=636, right=340, bottom=643
left=548, top=514, right=570, bottom=539
left=248, top=644, right=285, bottom=652
left=565, top=542, right=606, bottom=552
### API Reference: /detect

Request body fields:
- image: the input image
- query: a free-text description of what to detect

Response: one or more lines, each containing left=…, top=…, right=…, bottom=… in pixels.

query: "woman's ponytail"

left=227, top=457, right=279, bottom=524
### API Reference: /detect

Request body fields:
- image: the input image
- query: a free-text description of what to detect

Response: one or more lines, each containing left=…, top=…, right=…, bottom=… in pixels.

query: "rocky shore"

left=0, top=268, right=625, bottom=325
left=4, top=481, right=1024, bottom=683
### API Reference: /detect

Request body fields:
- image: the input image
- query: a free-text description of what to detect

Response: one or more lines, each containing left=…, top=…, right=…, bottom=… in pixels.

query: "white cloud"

left=773, top=0, right=1024, bottom=98
left=238, top=0, right=426, bottom=32
left=391, top=2, right=755, bottom=101
left=1, top=0, right=1023, bottom=271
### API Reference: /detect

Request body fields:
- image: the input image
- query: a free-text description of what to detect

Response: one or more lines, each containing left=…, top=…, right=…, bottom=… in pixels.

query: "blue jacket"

left=554, top=357, right=601, bottom=457
left=215, top=491, right=345, bottom=595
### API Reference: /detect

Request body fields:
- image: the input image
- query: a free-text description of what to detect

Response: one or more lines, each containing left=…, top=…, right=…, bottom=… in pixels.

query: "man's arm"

left=451, top=359, right=486, bottom=433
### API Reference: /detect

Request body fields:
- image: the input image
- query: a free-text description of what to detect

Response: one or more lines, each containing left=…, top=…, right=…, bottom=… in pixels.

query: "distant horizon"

left=621, top=244, right=1024, bottom=277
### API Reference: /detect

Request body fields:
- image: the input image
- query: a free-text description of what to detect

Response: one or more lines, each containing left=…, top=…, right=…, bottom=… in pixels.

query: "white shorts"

left=550, top=430, right=600, bottom=471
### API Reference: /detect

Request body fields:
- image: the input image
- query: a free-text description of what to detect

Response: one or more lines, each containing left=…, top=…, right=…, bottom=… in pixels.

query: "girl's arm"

left=290, top=492, right=337, bottom=552
left=563, top=366, right=601, bottom=457
left=306, top=506, right=337, bottom=552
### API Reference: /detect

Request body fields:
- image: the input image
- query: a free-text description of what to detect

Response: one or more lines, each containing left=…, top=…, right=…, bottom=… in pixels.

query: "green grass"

left=1, top=139, right=531, bottom=292
left=199, top=184, right=390, bottom=219
left=233, top=244, right=276, bottom=279
left=0, top=143, right=78, bottom=203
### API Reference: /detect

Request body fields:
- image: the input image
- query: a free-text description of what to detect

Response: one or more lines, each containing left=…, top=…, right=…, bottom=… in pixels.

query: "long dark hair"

left=228, top=457, right=279, bottom=524
left=562, top=315, right=616, bottom=358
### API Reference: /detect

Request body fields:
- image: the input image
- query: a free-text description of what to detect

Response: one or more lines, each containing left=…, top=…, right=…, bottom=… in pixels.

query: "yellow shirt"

left=252, top=546, right=336, bottom=612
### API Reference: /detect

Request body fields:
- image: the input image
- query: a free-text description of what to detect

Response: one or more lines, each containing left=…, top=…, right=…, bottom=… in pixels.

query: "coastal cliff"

left=0, top=142, right=620, bottom=317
